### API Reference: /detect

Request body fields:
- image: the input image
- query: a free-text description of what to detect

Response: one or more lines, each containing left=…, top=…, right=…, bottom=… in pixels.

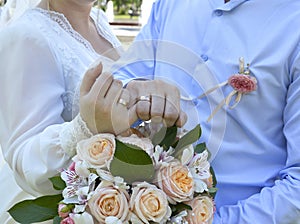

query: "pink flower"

left=58, top=204, right=70, bottom=219
left=228, top=74, right=257, bottom=93
left=60, top=216, right=75, bottom=224
left=68, top=162, right=76, bottom=172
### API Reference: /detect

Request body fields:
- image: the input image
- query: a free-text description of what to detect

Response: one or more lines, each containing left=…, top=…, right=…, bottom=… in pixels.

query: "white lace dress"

left=0, top=7, right=121, bottom=223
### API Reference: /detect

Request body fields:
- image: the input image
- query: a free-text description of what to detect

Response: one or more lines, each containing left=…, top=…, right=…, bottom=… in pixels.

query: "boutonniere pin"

left=199, top=57, right=257, bottom=121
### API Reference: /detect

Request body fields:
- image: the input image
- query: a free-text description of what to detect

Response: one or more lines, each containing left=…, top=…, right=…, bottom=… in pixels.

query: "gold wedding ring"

left=118, top=98, right=129, bottom=107
left=138, top=95, right=150, bottom=102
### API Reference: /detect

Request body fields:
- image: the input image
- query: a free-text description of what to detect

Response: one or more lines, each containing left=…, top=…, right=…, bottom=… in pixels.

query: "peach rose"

left=76, top=134, right=115, bottom=169
left=156, top=160, right=194, bottom=204
left=87, top=185, right=129, bottom=223
left=185, top=196, right=214, bottom=224
left=129, top=182, right=171, bottom=224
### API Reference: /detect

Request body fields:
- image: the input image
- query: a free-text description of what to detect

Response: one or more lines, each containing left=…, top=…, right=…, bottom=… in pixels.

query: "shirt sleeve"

left=213, top=46, right=300, bottom=224
left=112, top=0, right=160, bottom=84
left=0, top=24, right=91, bottom=196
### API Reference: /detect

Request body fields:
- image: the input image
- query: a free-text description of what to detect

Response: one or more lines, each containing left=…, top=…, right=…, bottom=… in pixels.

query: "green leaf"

left=49, top=176, right=66, bottom=191
left=152, top=125, right=177, bottom=149
left=208, top=187, right=218, bottom=194
left=60, top=204, right=75, bottom=213
left=151, top=126, right=168, bottom=146
left=110, top=140, right=155, bottom=184
left=113, top=140, right=152, bottom=165
left=194, top=142, right=207, bottom=154
left=170, top=202, right=192, bottom=216
left=210, top=166, right=217, bottom=188
left=8, top=194, right=63, bottom=224
left=174, top=124, right=202, bottom=158
left=53, top=216, right=62, bottom=224
left=194, top=142, right=211, bottom=160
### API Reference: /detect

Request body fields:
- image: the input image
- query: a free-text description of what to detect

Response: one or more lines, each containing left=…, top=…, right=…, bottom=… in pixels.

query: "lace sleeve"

left=59, top=114, right=93, bottom=157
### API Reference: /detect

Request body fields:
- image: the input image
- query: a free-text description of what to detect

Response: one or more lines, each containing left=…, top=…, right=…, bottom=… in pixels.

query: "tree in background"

left=103, top=0, right=142, bottom=15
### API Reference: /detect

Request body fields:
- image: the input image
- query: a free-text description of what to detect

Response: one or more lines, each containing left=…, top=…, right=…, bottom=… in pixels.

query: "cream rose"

left=87, top=185, right=129, bottom=223
left=76, top=134, right=115, bottom=169
left=129, top=182, right=171, bottom=224
left=117, top=134, right=154, bottom=156
left=185, top=196, right=214, bottom=224
left=156, top=160, right=194, bottom=204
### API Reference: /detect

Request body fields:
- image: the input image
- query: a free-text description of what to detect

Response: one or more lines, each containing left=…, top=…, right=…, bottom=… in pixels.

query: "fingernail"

left=89, top=60, right=102, bottom=70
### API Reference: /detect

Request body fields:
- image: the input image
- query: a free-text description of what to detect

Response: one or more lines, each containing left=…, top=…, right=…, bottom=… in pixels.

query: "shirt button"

left=201, top=54, right=208, bottom=61
left=192, top=98, right=200, bottom=106
left=215, top=10, right=223, bottom=16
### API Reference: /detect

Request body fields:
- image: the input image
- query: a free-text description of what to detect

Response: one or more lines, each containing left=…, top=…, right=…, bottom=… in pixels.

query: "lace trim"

left=34, top=8, right=97, bottom=54
left=92, top=14, right=118, bottom=48
left=59, top=114, right=93, bottom=157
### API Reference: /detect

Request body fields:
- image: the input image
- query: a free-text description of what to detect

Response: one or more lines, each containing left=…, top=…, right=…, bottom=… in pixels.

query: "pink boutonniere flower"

left=197, top=57, right=258, bottom=121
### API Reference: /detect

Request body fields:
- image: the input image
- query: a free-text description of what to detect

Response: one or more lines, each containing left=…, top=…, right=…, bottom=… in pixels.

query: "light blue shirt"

left=113, top=0, right=300, bottom=223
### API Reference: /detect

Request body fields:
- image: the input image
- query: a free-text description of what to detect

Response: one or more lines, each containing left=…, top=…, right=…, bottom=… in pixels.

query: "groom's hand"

left=126, top=79, right=187, bottom=127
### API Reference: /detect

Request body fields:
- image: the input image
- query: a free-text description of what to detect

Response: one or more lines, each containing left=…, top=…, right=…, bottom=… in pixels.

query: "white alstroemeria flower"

left=70, top=212, right=94, bottom=224
left=113, top=176, right=129, bottom=190
left=76, top=186, right=90, bottom=205
left=73, top=204, right=86, bottom=213
left=181, top=144, right=194, bottom=165
left=63, top=196, right=79, bottom=205
left=97, top=169, right=129, bottom=190
left=97, top=169, right=114, bottom=182
left=168, top=210, right=189, bottom=224
left=187, top=150, right=211, bottom=193
left=105, top=216, right=123, bottom=224
left=88, top=173, right=99, bottom=189
left=188, top=150, right=210, bottom=180
left=77, top=186, right=89, bottom=196
left=61, top=169, right=88, bottom=199
left=193, top=178, right=208, bottom=193
left=62, top=186, right=78, bottom=199
left=61, top=169, right=84, bottom=186
left=153, top=145, right=163, bottom=163
left=75, top=160, right=90, bottom=178
left=153, top=145, right=174, bottom=167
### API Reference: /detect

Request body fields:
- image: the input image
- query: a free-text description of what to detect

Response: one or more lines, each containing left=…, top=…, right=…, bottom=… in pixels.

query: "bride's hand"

left=126, top=79, right=187, bottom=127
left=79, top=62, right=131, bottom=135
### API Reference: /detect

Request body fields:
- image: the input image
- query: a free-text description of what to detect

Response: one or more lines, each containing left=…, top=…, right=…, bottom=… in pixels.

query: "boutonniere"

left=199, top=57, right=257, bottom=121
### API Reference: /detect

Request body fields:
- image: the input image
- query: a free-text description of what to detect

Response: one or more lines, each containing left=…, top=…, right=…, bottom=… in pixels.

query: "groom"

left=114, top=0, right=300, bottom=223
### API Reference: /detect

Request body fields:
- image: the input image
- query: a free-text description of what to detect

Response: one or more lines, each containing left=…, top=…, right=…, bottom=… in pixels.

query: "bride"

left=0, top=0, right=186, bottom=222
left=0, top=0, right=127, bottom=223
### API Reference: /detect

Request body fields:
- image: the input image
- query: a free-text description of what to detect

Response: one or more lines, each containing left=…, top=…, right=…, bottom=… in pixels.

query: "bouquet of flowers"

left=9, top=123, right=217, bottom=224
